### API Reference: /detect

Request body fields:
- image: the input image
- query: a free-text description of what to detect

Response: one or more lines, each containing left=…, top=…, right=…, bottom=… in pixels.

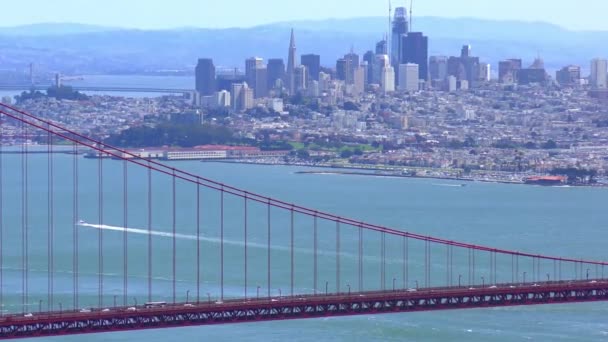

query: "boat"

left=78, top=219, right=86, bottom=224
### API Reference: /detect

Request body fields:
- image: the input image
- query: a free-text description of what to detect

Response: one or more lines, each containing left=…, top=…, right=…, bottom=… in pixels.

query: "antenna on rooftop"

left=388, top=0, right=392, bottom=58
left=409, top=0, right=413, bottom=31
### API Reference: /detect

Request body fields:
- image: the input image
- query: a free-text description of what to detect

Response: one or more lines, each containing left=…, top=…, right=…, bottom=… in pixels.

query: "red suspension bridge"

left=0, top=102, right=607, bottom=339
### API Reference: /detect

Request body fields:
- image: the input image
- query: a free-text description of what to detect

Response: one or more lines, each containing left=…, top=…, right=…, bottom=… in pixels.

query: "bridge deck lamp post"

left=587, top=268, right=590, bottom=280
left=458, top=275, right=462, bottom=288
left=523, top=272, right=527, bottom=284
left=325, top=281, right=329, bottom=295
left=207, top=293, right=211, bottom=304
left=481, top=276, right=485, bottom=288
left=415, top=280, right=419, bottom=290
left=39, top=300, right=43, bottom=314
left=347, top=284, right=351, bottom=296
left=186, top=290, right=190, bottom=304
left=257, top=286, right=261, bottom=300
left=546, top=274, right=550, bottom=283
left=278, top=288, right=282, bottom=299
left=113, top=295, right=117, bottom=308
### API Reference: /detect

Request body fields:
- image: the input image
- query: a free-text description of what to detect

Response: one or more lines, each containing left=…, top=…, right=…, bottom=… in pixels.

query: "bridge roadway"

left=1, top=280, right=608, bottom=339
left=0, top=84, right=192, bottom=94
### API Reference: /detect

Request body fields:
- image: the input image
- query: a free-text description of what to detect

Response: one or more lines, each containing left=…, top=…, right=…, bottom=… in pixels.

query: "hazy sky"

left=3, top=0, right=608, bottom=31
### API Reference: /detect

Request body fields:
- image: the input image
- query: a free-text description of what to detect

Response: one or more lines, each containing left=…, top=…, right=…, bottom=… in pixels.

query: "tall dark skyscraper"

left=391, top=7, right=409, bottom=83
left=267, top=58, right=285, bottom=89
left=195, top=58, right=216, bottom=96
left=430, top=56, right=448, bottom=81
left=400, top=32, right=428, bottom=81
left=391, top=7, right=409, bottom=65
left=336, top=59, right=349, bottom=82
left=301, top=54, right=321, bottom=82
left=363, top=51, right=375, bottom=85
left=286, top=29, right=297, bottom=95
left=344, top=51, right=359, bottom=85
left=375, top=39, right=388, bottom=55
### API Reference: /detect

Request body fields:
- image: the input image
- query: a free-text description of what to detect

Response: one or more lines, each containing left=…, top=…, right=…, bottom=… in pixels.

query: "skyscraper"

left=400, top=32, right=428, bottom=81
left=245, top=57, right=265, bottom=98
left=375, top=38, right=388, bottom=55
left=381, top=66, right=396, bottom=94
left=301, top=54, right=321, bottom=82
left=363, top=51, right=375, bottom=85
left=267, top=58, right=286, bottom=90
left=429, top=56, right=448, bottom=81
left=591, top=58, right=608, bottom=89
left=294, top=65, right=308, bottom=92
left=344, top=51, right=359, bottom=85
left=374, top=54, right=390, bottom=85
left=286, top=29, right=297, bottom=95
left=499, top=59, right=522, bottom=83
left=195, top=58, right=216, bottom=96
left=336, top=58, right=349, bottom=82
left=391, top=7, right=409, bottom=73
left=556, top=65, right=581, bottom=86
left=399, top=63, right=419, bottom=92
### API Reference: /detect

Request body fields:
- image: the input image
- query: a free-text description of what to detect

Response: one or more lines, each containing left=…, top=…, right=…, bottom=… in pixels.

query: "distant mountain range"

left=0, top=18, right=606, bottom=76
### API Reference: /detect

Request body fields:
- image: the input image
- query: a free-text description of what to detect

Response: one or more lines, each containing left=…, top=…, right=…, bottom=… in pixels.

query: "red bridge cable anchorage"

left=1, top=105, right=608, bottom=268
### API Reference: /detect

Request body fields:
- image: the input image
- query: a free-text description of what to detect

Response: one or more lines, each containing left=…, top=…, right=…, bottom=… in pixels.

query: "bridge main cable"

left=1, top=103, right=607, bottom=267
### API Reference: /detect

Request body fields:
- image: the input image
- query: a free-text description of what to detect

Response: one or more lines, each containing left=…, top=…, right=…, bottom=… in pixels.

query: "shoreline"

left=203, top=159, right=607, bottom=188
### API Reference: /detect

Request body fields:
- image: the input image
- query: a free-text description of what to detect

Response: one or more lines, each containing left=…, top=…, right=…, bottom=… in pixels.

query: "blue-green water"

left=2, top=154, right=608, bottom=341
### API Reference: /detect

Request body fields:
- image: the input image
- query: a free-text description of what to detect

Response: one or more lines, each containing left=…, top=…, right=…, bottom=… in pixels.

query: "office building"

left=353, top=66, right=365, bottom=95
left=231, top=83, right=244, bottom=111
left=267, top=59, right=286, bottom=91
left=518, top=58, right=547, bottom=85
left=399, top=63, right=419, bottom=92
left=448, top=75, right=457, bottom=92
left=363, top=51, right=375, bottom=85
left=479, top=63, right=491, bottom=82
left=590, top=58, right=608, bottom=89
left=287, top=29, right=297, bottom=95
left=344, top=51, right=359, bottom=85
left=499, top=59, right=522, bottom=83
left=195, top=58, right=216, bottom=96
left=430, top=56, right=448, bottom=81
left=301, top=54, right=321, bottom=82
left=336, top=58, right=349, bottom=82
left=230, top=83, right=255, bottom=112
left=214, top=90, right=231, bottom=108
left=381, top=66, right=395, bottom=93
left=556, top=65, right=581, bottom=86
left=375, top=38, right=388, bottom=55
left=400, top=32, right=429, bottom=81
left=447, top=45, right=480, bottom=87
left=255, top=67, right=269, bottom=98
left=391, top=7, right=409, bottom=80
left=374, top=54, right=390, bottom=85
left=294, top=65, right=307, bottom=92
left=245, top=57, right=266, bottom=98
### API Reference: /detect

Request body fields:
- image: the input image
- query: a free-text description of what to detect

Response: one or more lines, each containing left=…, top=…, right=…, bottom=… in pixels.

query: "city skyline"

left=2, top=0, right=608, bottom=31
